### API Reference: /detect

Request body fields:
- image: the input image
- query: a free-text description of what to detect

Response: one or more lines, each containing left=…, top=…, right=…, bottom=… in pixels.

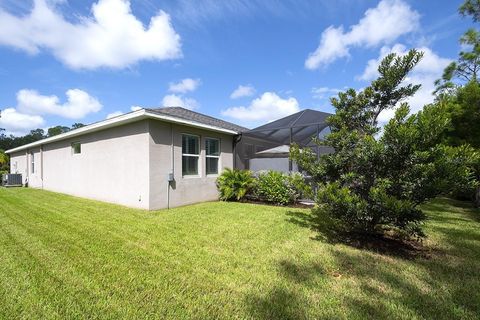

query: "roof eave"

left=5, top=109, right=239, bottom=154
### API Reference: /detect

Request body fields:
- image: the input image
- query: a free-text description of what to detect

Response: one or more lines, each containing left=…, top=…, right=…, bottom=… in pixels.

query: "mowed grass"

left=0, top=188, right=479, bottom=320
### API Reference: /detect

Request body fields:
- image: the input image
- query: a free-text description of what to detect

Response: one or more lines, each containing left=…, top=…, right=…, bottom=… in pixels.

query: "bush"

left=288, top=172, right=314, bottom=200
left=254, top=171, right=294, bottom=205
left=216, top=168, right=255, bottom=201
left=253, top=171, right=311, bottom=205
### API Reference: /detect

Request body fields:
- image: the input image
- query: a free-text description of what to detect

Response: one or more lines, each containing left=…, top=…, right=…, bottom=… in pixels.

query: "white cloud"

left=311, top=87, right=342, bottom=99
left=230, top=84, right=256, bottom=99
left=106, top=111, right=124, bottom=119
left=358, top=44, right=452, bottom=122
left=0, top=0, right=182, bottom=69
left=0, top=108, right=45, bottom=136
left=17, top=89, right=102, bottom=119
left=130, top=106, right=143, bottom=111
left=305, top=0, right=420, bottom=69
left=221, top=92, right=300, bottom=124
left=168, top=78, right=200, bottom=93
left=162, top=94, right=199, bottom=110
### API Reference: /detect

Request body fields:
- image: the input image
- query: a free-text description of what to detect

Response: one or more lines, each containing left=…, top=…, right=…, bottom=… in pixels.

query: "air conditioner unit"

left=2, top=174, right=23, bottom=187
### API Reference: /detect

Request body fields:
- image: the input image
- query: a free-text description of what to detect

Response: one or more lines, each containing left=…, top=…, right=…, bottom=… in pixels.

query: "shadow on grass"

left=277, top=259, right=327, bottom=284
left=246, top=260, right=329, bottom=320
left=246, top=198, right=480, bottom=319
left=246, top=286, right=308, bottom=320
left=285, top=210, right=429, bottom=259
left=328, top=246, right=480, bottom=319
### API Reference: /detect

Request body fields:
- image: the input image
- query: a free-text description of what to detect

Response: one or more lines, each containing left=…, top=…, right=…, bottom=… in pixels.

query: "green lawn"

left=0, top=188, right=479, bottom=319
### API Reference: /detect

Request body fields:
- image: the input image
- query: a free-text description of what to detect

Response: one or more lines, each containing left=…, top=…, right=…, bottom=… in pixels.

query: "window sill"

left=206, top=174, right=219, bottom=178
left=182, top=175, right=201, bottom=179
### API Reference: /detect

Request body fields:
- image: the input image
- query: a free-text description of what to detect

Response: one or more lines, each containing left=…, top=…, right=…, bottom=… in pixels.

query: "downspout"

left=40, top=145, right=44, bottom=189
left=168, top=123, right=174, bottom=209
left=25, top=150, right=28, bottom=186
left=233, top=133, right=242, bottom=169
left=289, top=127, right=293, bottom=172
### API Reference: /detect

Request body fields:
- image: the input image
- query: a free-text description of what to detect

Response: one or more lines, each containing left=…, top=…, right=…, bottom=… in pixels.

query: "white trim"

left=205, top=137, right=220, bottom=175
left=6, top=109, right=239, bottom=154
left=181, top=133, right=200, bottom=177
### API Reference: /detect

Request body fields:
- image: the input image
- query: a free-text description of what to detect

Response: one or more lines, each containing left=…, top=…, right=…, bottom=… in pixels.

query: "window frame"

left=205, top=137, right=220, bottom=176
left=30, top=152, right=35, bottom=174
left=181, top=133, right=200, bottom=177
left=71, top=142, right=81, bottom=155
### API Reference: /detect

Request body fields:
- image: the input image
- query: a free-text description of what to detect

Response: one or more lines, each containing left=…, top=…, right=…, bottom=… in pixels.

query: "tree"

left=0, top=149, right=9, bottom=175
left=435, top=0, right=480, bottom=94
left=460, top=0, right=480, bottom=22
left=432, top=0, right=480, bottom=207
left=47, top=126, right=70, bottom=137
left=71, top=123, right=85, bottom=130
left=435, top=29, right=480, bottom=95
left=291, top=50, right=473, bottom=239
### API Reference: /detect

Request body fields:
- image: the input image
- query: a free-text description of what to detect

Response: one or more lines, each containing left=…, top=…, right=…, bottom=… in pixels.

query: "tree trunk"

left=475, top=186, right=480, bottom=208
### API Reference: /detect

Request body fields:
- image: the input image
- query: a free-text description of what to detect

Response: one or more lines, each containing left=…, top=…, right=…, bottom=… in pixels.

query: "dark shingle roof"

left=146, top=107, right=248, bottom=133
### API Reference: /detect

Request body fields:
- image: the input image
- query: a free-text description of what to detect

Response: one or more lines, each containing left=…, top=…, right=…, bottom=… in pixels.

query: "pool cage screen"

left=234, top=109, right=333, bottom=172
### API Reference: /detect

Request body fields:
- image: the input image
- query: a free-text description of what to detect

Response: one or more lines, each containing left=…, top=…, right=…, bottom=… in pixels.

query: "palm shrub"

left=216, top=168, right=255, bottom=201
left=291, top=50, right=474, bottom=239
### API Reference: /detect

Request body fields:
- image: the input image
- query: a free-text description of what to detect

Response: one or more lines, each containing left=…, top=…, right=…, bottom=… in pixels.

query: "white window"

left=30, top=152, right=35, bottom=174
left=205, top=138, right=220, bottom=175
left=72, top=142, right=81, bottom=154
left=182, top=134, right=199, bottom=176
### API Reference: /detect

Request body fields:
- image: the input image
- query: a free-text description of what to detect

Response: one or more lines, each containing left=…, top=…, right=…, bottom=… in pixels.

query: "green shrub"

left=253, top=170, right=311, bottom=205
left=216, top=168, right=255, bottom=201
left=288, top=172, right=314, bottom=200
left=254, top=171, right=293, bottom=205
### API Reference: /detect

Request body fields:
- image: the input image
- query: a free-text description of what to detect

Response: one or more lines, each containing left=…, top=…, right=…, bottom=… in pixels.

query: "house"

left=6, top=107, right=247, bottom=210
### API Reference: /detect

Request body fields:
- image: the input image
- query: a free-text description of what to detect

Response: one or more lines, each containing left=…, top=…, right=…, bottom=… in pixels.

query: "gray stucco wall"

left=11, top=121, right=151, bottom=209
left=148, top=120, right=233, bottom=210
left=9, top=119, right=234, bottom=210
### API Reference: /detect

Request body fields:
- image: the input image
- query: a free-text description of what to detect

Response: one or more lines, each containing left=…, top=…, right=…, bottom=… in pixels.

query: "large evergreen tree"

left=291, top=50, right=474, bottom=239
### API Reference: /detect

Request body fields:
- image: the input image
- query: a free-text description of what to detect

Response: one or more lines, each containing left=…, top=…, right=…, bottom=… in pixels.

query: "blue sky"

left=0, top=0, right=474, bottom=135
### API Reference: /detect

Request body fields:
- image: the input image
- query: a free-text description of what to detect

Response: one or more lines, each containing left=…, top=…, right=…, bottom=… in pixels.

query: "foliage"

left=47, top=126, right=71, bottom=137
left=434, top=29, right=480, bottom=96
left=291, top=50, right=473, bottom=239
left=287, top=171, right=314, bottom=200
left=446, top=145, right=480, bottom=202
left=460, top=0, right=480, bottom=22
left=216, top=168, right=255, bottom=201
left=435, top=1, right=480, bottom=94
left=0, top=149, right=8, bottom=176
left=71, top=123, right=86, bottom=129
left=441, top=81, right=480, bottom=149
left=432, top=1, right=480, bottom=207
left=254, top=171, right=296, bottom=205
